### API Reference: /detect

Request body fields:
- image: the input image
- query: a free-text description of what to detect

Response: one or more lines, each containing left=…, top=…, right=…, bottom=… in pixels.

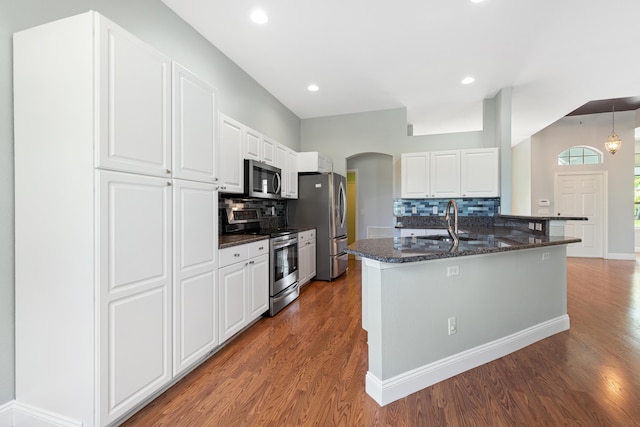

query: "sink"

left=416, top=235, right=477, bottom=242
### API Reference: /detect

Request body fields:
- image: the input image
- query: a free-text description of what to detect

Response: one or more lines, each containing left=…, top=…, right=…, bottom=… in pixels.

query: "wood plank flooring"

left=122, top=257, right=640, bottom=426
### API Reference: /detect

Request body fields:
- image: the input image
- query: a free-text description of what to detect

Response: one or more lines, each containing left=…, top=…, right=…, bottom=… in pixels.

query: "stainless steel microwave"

left=244, top=159, right=282, bottom=199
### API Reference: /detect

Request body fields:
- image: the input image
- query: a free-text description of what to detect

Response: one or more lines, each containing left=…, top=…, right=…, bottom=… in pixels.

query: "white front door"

left=555, top=172, right=605, bottom=258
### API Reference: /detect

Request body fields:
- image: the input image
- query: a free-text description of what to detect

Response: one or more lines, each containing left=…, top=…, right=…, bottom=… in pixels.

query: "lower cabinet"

left=298, top=229, right=317, bottom=286
left=219, top=240, right=269, bottom=343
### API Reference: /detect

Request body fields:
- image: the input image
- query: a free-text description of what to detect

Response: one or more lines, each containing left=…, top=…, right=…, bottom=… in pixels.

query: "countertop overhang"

left=346, top=228, right=581, bottom=263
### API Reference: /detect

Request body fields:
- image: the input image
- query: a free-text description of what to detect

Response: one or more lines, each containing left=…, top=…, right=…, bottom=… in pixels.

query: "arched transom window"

left=558, top=146, right=603, bottom=165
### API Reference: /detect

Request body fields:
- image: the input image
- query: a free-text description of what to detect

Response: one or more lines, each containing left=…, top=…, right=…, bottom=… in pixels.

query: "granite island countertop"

left=346, top=227, right=581, bottom=263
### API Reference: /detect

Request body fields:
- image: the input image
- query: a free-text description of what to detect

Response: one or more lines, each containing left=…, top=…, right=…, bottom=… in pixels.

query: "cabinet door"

left=172, top=179, right=218, bottom=376
left=285, top=148, right=298, bottom=199
left=308, top=239, right=316, bottom=281
left=97, top=17, right=172, bottom=178
left=97, top=170, right=172, bottom=424
left=219, top=262, right=247, bottom=343
left=430, top=150, right=460, bottom=198
left=245, top=127, right=262, bottom=162
left=262, top=137, right=276, bottom=166
left=401, top=152, right=429, bottom=198
left=461, top=148, right=500, bottom=197
left=247, top=253, right=269, bottom=319
left=218, top=114, right=244, bottom=193
left=298, top=239, right=310, bottom=286
left=172, top=63, right=216, bottom=183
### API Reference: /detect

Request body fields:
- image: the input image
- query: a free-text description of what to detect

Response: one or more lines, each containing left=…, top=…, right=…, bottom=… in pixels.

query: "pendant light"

left=604, top=102, right=622, bottom=155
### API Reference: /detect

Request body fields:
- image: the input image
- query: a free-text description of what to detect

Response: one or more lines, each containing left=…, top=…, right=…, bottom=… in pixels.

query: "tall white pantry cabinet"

left=14, top=11, right=218, bottom=427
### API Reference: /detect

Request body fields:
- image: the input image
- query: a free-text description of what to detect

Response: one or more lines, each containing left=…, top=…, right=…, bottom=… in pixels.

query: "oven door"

left=270, top=234, right=299, bottom=296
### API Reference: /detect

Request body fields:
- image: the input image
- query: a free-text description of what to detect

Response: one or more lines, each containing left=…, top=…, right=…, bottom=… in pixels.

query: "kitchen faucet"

left=445, top=199, right=459, bottom=244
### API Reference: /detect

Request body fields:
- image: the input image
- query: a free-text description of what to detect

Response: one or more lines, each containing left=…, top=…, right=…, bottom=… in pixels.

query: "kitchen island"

left=346, top=227, right=581, bottom=406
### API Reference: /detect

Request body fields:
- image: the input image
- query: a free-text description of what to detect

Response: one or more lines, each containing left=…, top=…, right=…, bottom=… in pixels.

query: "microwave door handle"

left=274, top=172, right=281, bottom=194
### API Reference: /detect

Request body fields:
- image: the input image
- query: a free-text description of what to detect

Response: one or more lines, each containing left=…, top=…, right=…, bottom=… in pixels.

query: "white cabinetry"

left=401, top=148, right=499, bottom=199
left=172, top=63, right=217, bottom=183
left=401, top=152, right=430, bottom=198
left=276, top=144, right=299, bottom=199
left=218, top=240, right=269, bottom=344
left=218, top=114, right=245, bottom=194
left=298, top=151, right=333, bottom=173
left=14, top=12, right=218, bottom=426
left=461, top=148, right=500, bottom=197
left=172, top=179, right=218, bottom=376
left=430, top=150, right=460, bottom=198
left=298, top=229, right=317, bottom=286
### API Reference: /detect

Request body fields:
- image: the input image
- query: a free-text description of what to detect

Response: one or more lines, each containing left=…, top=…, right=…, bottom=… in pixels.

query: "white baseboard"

left=0, top=400, right=83, bottom=427
left=607, top=252, right=636, bottom=261
left=0, top=401, right=12, bottom=427
left=366, top=315, right=570, bottom=406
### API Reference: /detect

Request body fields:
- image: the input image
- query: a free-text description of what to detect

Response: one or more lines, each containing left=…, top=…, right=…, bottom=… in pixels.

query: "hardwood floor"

left=122, top=257, right=640, bottom=426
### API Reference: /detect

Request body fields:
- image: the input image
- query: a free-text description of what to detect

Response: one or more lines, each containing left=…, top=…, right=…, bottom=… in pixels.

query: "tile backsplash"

left=219, top=197, right=288, bottom=231
left=393, top=198, right=500, bottom=217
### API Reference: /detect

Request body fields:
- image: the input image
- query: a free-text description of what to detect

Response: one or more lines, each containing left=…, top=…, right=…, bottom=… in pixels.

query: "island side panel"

left=364, top=245, right=568, bottom=383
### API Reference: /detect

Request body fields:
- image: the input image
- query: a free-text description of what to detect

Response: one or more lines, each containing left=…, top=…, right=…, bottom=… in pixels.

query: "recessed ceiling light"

left=470, top=0, right=485, bottom=3
left=307, top=84, right=319, bottom=92
left=250, top=10, right=268, bottom=24
left=461, top=76, right=475, bottom=85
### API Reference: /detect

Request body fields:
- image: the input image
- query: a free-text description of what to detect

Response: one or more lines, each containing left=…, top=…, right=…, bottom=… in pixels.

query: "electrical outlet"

left=528, top=222, right=535, bottom=230
left=432, top=206, right=438, bottom=214
left=412, top=206, right=417, bottom=214
left=447, top=265, right=459, bottom=276
left=448, top=316, right=457, bottom=335
left=535, top=223, right=543, bottom=231
left=542, top=252, right=550, bottom=260
left=400, top=206, right=405, bottom=214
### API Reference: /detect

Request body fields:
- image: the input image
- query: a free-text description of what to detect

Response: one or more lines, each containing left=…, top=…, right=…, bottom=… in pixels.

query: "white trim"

left=606, top=252, right=636, bottom=261
left=0, top=400, right=84, bottom=427
left=366, top=315, right=570, bottom=406
left=0, top=401, right=13, bottom=427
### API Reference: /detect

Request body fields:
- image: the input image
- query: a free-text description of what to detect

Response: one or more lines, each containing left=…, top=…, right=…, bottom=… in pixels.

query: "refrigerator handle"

left=338, top=180, right=347, bottom=228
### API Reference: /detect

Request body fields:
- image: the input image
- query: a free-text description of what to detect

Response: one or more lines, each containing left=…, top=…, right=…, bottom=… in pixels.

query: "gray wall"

left=347, top=154, right=394, bottom=241
left=0, top=0, right=301, bottom=404
left=530, top=111, right=635, bottom=257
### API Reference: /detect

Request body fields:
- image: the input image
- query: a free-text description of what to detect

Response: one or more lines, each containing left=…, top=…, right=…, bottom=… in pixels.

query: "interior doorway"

left=554, top=171, right=606, bottom=258
left=347, top=170, right=357, bottom=260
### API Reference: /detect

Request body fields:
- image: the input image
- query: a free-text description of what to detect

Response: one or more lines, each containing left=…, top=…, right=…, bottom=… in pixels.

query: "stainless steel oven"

left=269, top=233, right=299, bottom=316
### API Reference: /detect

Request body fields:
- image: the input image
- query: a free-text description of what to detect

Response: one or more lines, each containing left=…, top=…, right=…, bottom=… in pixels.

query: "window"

left=557, top=146, right=603, bottom=165
left=635, top=154, right=640, bottom=227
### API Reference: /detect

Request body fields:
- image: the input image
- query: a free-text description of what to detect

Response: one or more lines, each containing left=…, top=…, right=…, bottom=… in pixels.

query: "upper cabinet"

left=401, top=152, right=430, bottom=198
left=460, top=148, right=500, bottom=197
left=275, top=143, right=298, bottom=199
left=298, top=151, right=333, bottom=173
left=172, top=63, right=217, bottom=183
left=218, top=114, right=245, bottom=194
left=96, top=17, right=172, bottom=178
left=430, top=150, right=460, bottom=198
left=401, top=148, right=499, bottom=199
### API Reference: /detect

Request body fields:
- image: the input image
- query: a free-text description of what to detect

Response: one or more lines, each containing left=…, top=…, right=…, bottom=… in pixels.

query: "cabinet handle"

left=249, top=260, right=254, bottom=264
left=234, top=253, right=240, bottom=257
left=166, top=169, right=171, bottom=175
left=259, top=246, right=264, bottom=250
left=167, top=181, right=172, bottom=186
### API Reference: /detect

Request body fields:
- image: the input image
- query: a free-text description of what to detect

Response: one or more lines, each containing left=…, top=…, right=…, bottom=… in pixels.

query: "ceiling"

left=160, top=0, right=640, bottom=143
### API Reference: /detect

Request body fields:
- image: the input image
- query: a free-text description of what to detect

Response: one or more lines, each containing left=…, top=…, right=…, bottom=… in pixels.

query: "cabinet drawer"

left=299, top=229, right=316, bottom=241
left=248, top=239, right=269, bottom=258
left=219, top=245, right=249, bottom=267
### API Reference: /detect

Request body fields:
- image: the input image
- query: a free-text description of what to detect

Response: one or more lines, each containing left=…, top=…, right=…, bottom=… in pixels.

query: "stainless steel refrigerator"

left=289, top=173, right=348, bottom=280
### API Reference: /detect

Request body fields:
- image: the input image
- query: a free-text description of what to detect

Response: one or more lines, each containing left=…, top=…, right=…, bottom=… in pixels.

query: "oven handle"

left=272, top=236, right=298, bottom=250
left=272, top=282, right=299, bottom=302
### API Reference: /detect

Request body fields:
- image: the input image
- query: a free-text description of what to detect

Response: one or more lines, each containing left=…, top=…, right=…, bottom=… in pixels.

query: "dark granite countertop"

left=496, top=214, right=588, bottom=221
left=219, top=234, right=269, bottom=249
left=345, top=228, right=581, bottom=263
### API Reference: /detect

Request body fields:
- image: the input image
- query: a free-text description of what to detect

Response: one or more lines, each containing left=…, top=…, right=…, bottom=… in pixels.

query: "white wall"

left=512, top=138, right=532, bottom=215
left=531, top=111, right=635, bottom=257
left=347, top=154, right=394, bottom=240
left=0, top=0, right=301, bottom=405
